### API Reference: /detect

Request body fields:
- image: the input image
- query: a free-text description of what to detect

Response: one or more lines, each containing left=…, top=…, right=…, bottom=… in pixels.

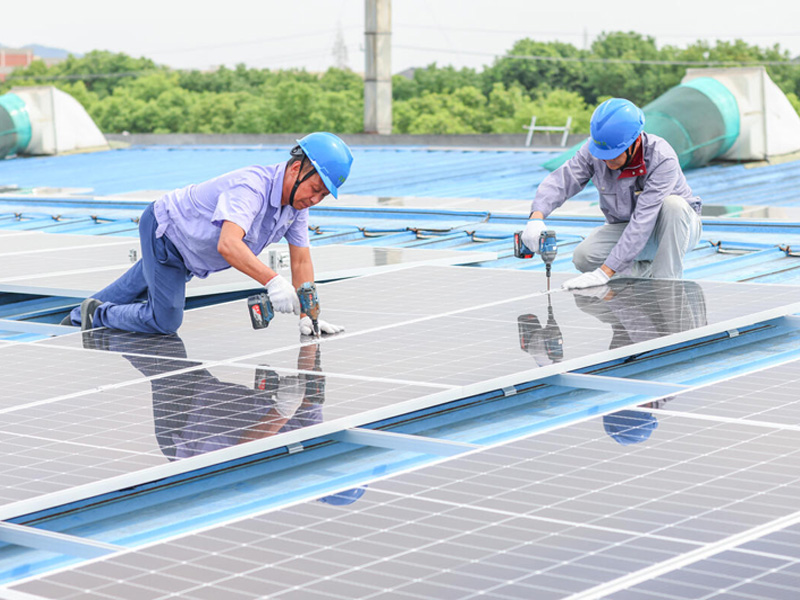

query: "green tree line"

left=3, top=32, right=799, bottom=135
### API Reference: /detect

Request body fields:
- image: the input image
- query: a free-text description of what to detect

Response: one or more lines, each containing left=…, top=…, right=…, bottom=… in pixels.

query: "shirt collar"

left=270, top=162, right=287, bottom=209
left=617, top=142, right=646, bottom=179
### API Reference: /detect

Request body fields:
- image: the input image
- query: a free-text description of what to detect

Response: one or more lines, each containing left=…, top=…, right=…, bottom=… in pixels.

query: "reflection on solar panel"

left=0, top=240, right=496, bottom=297
left=0, top=268, right=798, bottom=517
left=3, top=266, right=800, bottom=598
left=10, top=410, right=800, bottom=599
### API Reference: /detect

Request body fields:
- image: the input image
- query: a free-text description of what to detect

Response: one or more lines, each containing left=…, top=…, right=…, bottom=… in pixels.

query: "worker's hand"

left=521, top=219, right=547, bottom=253
left=570, top=285, right=612, bottom=300
left=299, top=316, right=345, bottom=336
left=274, top=375, right=304, bottom=418
left=562, top=268, right=610, bottom=290
left=265, top=275, right=301, bottom=315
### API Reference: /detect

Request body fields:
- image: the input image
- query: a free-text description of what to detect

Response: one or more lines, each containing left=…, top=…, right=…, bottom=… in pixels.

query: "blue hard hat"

left=589, top=98, right=645, bottom=160
left=317, top=486, right=367, bottom=506
left=296, top=132, right=353, bottom=199
left=603, top=410, right=658, bottom=446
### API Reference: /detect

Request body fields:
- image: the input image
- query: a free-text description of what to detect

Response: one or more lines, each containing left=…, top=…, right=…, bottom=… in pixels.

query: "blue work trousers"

left=70, top=203, right=191, bottom=334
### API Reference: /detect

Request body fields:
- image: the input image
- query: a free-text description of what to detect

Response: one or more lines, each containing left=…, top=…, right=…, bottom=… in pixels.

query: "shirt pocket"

left=594, top=176, right=622, bottom=222
left=614, top=180, right=638, bottom=221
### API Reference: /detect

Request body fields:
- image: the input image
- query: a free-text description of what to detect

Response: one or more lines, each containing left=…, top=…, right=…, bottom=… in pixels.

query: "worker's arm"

left=288, top=243, right=345, bottom=335
left=530, top=142, right=595, bottom=218
left=217, top=220, right=278, bottom=285
left=524, top=144, right=595, bottom=251
left=288, top=243, right=315, bottom=289
left=218, top=221, right=299, bottom=313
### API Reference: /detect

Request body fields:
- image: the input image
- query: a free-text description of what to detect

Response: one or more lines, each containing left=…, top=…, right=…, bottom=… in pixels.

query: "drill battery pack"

left=247, top=293, right=275, bottom=330
left=513, top=232, right=534, bottom=259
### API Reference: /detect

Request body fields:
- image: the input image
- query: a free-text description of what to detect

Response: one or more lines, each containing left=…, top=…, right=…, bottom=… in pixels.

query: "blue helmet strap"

left=289, top=155, right=317, bottom=207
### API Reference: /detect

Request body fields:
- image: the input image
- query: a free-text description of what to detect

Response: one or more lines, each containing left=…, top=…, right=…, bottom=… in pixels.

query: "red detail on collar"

left=617, top=143, right=646, bottom=179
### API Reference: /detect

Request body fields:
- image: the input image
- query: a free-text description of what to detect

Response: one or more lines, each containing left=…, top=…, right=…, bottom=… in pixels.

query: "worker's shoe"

left=79, top=298, right=103, bottom=331
left=60, top=313, right=76, bottom=326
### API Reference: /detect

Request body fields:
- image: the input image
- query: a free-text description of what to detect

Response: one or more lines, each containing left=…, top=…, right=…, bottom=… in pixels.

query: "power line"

left=395, top=44, right=800, bottom=67
left=6, top=41, right=799, bottom=84
left=394, top=23, right=800, bottom=39
left=146, top=26, right=362, bottom=57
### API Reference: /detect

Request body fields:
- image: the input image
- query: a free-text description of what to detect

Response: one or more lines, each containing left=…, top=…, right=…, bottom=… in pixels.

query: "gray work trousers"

left=572, top=195, right=703, bottom=279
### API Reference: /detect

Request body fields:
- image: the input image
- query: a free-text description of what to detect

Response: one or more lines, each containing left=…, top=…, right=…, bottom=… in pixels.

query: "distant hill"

left=0, top=43, right=80, bottom=59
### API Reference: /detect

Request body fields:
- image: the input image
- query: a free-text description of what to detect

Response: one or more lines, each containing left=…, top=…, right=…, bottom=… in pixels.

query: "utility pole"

left=364, top=0, right=391, bottom=134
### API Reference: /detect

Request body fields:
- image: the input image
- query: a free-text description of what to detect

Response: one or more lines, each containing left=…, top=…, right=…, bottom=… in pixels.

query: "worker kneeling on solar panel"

left=63, top=132, right=353, bottom=335
left=521, top=98, right=703, bottom=290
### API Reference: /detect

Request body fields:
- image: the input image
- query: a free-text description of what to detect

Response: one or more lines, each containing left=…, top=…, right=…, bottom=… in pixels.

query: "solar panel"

left=637, top=358, right=800, bottom=426
left=0, top=363, right=438, bottom=509
left=0, top=244, right=139, bottom=281
left=9, top=409, right=800, bottom=600
left=2, top=267, right=799, bottom=525
left=0, top=244, right=497, bottom=297
left=609, top=549, right=800, bottom=599
left=0, top=231, right=133, bottom=255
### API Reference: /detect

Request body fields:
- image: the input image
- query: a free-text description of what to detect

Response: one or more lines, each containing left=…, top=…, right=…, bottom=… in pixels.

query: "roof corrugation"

left=2, top=145, right=799, bottom=207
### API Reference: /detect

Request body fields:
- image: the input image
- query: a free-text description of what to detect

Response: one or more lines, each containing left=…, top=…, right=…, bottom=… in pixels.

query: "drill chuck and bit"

left=296, top=281, right=321, bottom=337
left=514, top=229, right=558, bottom=290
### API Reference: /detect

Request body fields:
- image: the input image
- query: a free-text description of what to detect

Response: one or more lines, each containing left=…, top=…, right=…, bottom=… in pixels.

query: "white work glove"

left=570, top=285, right=612, bottom=300
left=562, top=268, right=611, bottom=290
left=274, top=375, right=304, bottom=418
left=299, top=316, right=345, bottom=336
left=265, top=275, right=301, bottom=315
left=520, top=219, right=547, bottom=253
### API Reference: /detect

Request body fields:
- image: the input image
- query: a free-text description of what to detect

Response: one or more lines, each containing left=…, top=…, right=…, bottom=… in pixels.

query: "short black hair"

left=288, top=145, right=316, bottom=177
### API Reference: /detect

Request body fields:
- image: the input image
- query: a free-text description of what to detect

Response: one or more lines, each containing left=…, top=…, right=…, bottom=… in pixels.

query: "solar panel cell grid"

left=647, top=360, right=800, bottom=426
left=5, top=266, right=800, bottom=598
left=608, top=550, right=800, bottom=599
left=0, top=243, right=495, bottom=297
left=11, top=407, right=800, bottom=599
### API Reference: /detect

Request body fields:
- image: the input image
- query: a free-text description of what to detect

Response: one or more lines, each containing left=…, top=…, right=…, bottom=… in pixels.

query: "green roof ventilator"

left=542, top=77, right=740, bottom=172
left=0, top=93, right=32, bottom=159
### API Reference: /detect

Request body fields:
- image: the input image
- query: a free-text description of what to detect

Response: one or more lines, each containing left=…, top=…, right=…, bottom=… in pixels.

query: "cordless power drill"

left=296, top=281, right=321, bottom=337
left=514, top=229, right=558, bottom=290
left=248, top=282, right=321, bottom=334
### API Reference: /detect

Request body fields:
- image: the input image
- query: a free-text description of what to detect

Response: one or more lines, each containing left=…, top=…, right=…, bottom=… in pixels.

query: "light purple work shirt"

left=153, top=163, right=309, bottom=278
left=531, top=133, right=701, bottom=273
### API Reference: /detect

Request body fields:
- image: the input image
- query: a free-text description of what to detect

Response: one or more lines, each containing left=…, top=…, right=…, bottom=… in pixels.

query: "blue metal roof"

left=1, top=144, right=800, bottom=332
left=2, top=145, right=799, bottom=208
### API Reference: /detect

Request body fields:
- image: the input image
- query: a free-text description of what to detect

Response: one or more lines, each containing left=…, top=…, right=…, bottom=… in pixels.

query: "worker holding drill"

left=65, top=132, right=352, bottom=335
left=521, top=98, right=703, bottom=289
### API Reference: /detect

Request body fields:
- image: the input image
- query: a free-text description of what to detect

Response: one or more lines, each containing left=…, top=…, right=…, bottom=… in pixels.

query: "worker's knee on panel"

left=152, top=308, right=184, bottom=335
left=571, top=243, right=600, bottom=273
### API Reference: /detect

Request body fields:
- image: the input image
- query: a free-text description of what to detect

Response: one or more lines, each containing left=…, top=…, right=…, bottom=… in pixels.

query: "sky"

left=1, top=0, right=799, bottom=74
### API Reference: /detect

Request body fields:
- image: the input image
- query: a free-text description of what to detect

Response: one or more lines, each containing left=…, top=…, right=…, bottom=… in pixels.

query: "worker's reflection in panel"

left=570, top=278, right=707, bottom=350
left=82, top=330, right=366, bottom=505
left=518, top=279, right=708, bottom=446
